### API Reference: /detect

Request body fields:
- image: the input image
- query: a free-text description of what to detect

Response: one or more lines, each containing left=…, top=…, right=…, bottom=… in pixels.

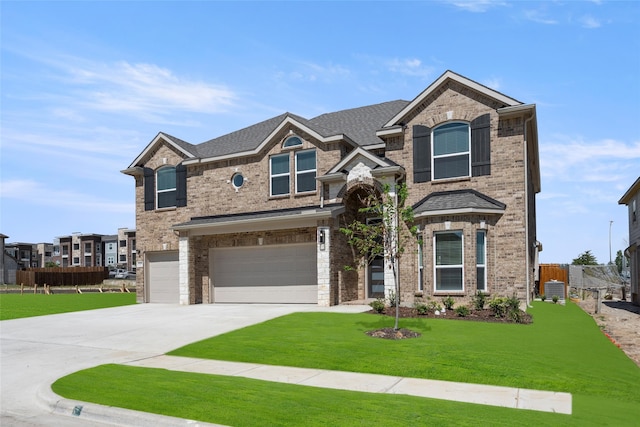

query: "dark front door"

left=368, top=256, right=385, bottom=298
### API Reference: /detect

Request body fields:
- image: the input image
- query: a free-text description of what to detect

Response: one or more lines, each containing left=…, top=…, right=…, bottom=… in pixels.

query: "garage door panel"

left=147, top=251, right=179, bottom=303
left=212, top=244, right=317, bottom=303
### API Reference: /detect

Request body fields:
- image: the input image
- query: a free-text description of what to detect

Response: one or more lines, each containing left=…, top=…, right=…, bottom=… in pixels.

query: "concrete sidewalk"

left=125, top=355, right=572, bottom=414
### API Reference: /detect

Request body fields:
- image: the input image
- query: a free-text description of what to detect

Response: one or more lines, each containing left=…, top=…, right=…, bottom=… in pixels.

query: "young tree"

left=615, top=250, right=624, bottom=274
left=340, top=182, right=418, bottom=331
left=571, top=250, right=598, bottom=266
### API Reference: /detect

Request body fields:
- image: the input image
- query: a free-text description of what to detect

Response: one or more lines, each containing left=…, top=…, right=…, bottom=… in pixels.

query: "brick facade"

left=125, top=71, right=540, bottom=307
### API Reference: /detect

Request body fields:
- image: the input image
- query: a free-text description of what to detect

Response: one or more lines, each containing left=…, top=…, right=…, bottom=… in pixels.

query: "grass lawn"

left=0, top=293, right=136, bottom=320
left=52, top=302, right=639, bottom=426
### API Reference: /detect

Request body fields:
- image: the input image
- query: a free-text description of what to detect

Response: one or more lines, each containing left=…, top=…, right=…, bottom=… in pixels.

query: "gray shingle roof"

left=165, top=100, right=410, bottom=159
left=412, top=190, right=506, bottom=215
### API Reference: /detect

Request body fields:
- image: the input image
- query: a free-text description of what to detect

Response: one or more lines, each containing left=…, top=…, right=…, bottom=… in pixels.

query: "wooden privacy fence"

left=16, top=267, right=109, bottom=288
left=539, top=264, right=569, bottom=296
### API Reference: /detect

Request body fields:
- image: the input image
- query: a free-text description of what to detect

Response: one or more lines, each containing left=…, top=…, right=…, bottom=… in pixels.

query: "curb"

left=36, top=383, right=225, bottom=427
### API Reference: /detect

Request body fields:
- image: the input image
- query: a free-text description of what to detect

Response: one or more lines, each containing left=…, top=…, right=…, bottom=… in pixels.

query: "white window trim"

left=270, top=153, right=290, bottom=197
left=156, top=166, right=177, bottom=208
left=433, top=230, right=464, bottom=293
left=282, top=135, right=303, bottom=149
left=431, top=121, right=471, bottom=181
left=295, top=149, right=317, bottom=194
left=476, top=230, right=487, bottom=291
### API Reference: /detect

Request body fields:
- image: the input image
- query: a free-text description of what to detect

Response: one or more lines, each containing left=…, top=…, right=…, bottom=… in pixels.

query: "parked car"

left=115, top=271, right=136, bottom=279
left=109, top=268, right=127, bottom=278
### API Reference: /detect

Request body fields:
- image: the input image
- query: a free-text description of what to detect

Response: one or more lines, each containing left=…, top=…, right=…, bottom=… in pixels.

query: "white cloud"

left=446, top=0, right=508, bottom=13
left=579, top=15, right=602, bottom=29
left=0, top=179, right=133, bottom=213
left=276, top=61, right=351, bottom=83
left=386, top=58, right=434, bottom=79
left=523, top=9, right=558, bottom=25
left=482, top=77, right=502, bottom=90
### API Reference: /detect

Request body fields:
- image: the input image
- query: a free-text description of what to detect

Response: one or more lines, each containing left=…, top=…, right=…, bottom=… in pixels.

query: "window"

left=295, top=149, right=316, bottom=193
left=73, top=257, right=80, bottom=265
left=119, top=240, right=126, bottom=247
left=108, top=243, right=114, bottom=251
left=156, top=166, right=177, bottom=208
left=270, top=153, right=290, bottom=196
left=73, top=243, right=80, bottom=250
left=432, top=122, right=470, bottom=180
left=434, top=231, right=464, bottom=292
left=119, top=254, right=126, bottom=262
left=232, top=173, right=244, bottom=189
left=84, top=256, right=91, bottom=267
left=131, top=239, right=136, bottom=251
left=283, top=136, right=303, bottom=148
left=84, top=243, right=91, bottom=253
left=107, top=256, right=115, bottom=265
left=633, top=199, right=637, bottom=222
left=62, top=246, right=69, bottom=256
left=476, top=231, right=486, bottom=291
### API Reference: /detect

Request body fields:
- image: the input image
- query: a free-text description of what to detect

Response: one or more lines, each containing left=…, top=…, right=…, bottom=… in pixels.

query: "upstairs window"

left=413, top=113, right=491, bottom=183
left=270, top=153, right=290, bottom=196
left=295, top=150, right=316, bottom=193
left=432, top=122, right=470, bottom=180
left=283, top=136, right=303, bottom=148
left=157, top=166, right=177, bottom=208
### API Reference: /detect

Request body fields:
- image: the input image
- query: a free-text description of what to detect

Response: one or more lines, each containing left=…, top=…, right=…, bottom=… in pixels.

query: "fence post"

left=20, top=283, right=24, bottom=295
left=33, top=283, right=37, bottom=294
left=595, top=289, right=602, bottom=314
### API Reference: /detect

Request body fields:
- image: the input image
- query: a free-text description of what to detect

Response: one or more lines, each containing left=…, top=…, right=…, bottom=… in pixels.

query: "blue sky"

left=1, top=1, right=638, bottom=265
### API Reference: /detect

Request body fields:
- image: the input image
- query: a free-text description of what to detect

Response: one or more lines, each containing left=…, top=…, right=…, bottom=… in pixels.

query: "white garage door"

left=146, top=251, right=179, bottom=303
left=211, top=243, right=317, bottom=303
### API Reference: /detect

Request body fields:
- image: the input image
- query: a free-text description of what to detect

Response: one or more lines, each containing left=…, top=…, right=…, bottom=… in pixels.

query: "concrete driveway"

left=1, top=303, right=357, bottom=426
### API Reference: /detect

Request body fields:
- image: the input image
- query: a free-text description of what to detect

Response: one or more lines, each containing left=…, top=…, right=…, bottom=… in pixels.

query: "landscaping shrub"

left=441, top=296, right=455, bottom=310
left=552, top=295, right=559, bottom=304
left=541, top=294, right=547, bottom=301
left=489, top=297, right=508, bottom=318
left=414, top=302, right=429, bottom=315
left=369, top=299, right=385, bottom=313
left=472, top=291, right=486, bottom=310
left=455, top=305, right=470, bottom=317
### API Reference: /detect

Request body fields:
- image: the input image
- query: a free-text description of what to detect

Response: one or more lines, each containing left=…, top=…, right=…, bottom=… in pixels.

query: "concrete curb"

left=36, top=383, right=226, bottom=427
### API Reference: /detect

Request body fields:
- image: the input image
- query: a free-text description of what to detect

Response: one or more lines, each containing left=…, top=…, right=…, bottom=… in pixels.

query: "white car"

left=115, top=271, right=136, bottom=279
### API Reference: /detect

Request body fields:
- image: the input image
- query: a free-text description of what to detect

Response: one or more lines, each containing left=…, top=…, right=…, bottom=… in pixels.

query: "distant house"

left=116, top=228, right=137, bottom=272
left=619, top=176, right=640, bottom=306
left=123, top=70, right=541, bottom=306
left=103, top=235, right=118, bottom=268
left=56, top=233, right=104, bottom=267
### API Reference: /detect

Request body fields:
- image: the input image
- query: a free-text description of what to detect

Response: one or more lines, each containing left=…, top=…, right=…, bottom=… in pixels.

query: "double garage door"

left=211, top=243, right=317, bottom=303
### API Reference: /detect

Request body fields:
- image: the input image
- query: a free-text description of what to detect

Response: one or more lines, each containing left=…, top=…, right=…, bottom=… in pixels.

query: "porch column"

left=317, top=226, right=330, bottom=306
left=179, top=233, right=189, bottom=305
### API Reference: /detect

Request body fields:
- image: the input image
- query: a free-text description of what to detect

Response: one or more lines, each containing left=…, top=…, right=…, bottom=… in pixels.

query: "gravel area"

left=576, top=297, right=640, bottom=367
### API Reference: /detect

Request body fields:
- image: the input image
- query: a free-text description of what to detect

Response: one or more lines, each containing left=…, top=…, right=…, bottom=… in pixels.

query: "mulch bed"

left=365, top=306, right=532, bottom=339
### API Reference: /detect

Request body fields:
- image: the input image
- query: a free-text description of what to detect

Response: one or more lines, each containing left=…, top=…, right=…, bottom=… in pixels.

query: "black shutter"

left=471, top=113, right=491, bottom=177
left=143, top=167, right=155, bottom=211
left=176, top=164, right=187, bottom=207
left=413, top=125, right=431, bottom=183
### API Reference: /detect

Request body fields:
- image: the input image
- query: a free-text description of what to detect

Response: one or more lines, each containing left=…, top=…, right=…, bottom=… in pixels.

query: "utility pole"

left=609, top=220, right=613, bottom=264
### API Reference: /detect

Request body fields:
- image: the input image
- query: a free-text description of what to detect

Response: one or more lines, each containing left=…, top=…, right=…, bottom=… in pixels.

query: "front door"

left=368, top=256, right=385, bottom=298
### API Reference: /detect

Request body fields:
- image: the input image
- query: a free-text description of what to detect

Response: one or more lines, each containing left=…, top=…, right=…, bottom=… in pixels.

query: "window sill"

left=434, top=291, right=465, bottom=296
left=155, top=207, right=177, bottom=212
left=432, top=176, right=471, bottom=185
left=294, top=190, right=318, bottom=197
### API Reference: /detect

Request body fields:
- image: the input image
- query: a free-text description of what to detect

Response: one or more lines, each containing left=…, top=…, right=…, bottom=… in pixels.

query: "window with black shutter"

left=471, top=113, right=491, bottom=177
left=413, top=125, right=431, bottom=183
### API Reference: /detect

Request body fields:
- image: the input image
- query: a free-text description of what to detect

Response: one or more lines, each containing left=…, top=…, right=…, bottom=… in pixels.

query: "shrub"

left=472, top=291, right=486, bottom=310
left=552, top=295, right=559, bottom=304
left=441, top=296, right=455, bottom=310
left=427, top=300, right=442, bottom=313
left=540, top=294, right=546, bottom=302
left=388, top=289, right=397, bottom=307
left=414, top=302, right=429, bottom=315
left=455, top=305, right=470, bottom=317
left=489, top=297, right=508, bottom=318
left=370, top=298, right=385, bottom=313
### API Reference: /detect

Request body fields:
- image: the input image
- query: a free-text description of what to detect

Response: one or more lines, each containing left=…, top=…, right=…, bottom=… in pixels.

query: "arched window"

left=156, top=166, right=177, bottom=208
left=283, top=135, right=303, bottom=148
left=432, top=122, right=470, bottom=180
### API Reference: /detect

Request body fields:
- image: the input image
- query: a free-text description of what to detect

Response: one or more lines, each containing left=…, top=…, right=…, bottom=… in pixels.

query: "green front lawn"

left=0, top=293, right=136, bottom=320
left=52, top=302, right=640, bottom=426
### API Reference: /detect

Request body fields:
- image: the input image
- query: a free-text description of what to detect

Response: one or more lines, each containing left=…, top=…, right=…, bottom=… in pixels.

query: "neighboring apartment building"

left=116, top=228, right=137, bottom=272
left=35, top=243, right=53, bottom=267
left=123, top=70, right=541, bottom=306
left=56, top=233, right=104, bottom=267
left=103, top=235, right=118, bottom=268
left=4, top=242, right=35, bottom=269
left=619, top=176, right=640, bottom=306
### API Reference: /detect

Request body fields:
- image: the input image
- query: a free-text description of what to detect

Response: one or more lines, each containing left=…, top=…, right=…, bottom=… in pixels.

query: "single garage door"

left=211, top=243, right=317, bottom=303
left=146, top=251, right=179, bottom=303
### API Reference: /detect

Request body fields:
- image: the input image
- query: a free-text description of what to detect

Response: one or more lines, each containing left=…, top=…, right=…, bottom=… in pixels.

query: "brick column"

left=179, top=234, right=189, bottom=305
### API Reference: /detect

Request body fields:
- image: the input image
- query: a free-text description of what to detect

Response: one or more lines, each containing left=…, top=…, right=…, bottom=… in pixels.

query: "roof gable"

left=382, top=70, right=522, bottom=128
left=128, top=132, right=197, bottom=168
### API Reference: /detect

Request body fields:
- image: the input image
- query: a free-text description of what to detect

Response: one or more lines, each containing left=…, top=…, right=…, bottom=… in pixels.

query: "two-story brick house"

left=123, top=71, right=541, bottom=306
left=619, top=176, right=640, bottom=306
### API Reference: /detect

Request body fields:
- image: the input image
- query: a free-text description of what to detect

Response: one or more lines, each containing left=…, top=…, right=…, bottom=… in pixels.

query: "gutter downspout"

left=524, top=111, right=536, bottom=308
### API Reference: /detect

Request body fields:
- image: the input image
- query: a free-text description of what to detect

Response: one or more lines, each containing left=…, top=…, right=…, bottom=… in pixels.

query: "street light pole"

left=609, top=220, right=613, bottom=264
